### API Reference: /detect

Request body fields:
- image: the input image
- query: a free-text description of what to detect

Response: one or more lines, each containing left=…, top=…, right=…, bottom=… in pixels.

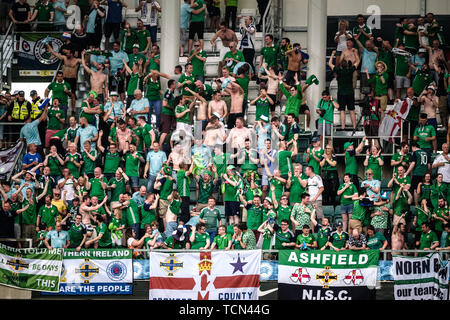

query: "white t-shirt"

left=335, top=30, right=352, bottom=52
left=140, top=1, right=160, bottom=26
left=432, top=154, right=450, bottom=183
left=57, top=178, right=75, bottom=201
left=307, top=175, right=323, bottom=201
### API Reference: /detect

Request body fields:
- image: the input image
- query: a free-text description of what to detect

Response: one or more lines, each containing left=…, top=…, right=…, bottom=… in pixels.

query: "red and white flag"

left=149, top=250, right=261, bottom=300
left=379, top=98, right=412, bottom=143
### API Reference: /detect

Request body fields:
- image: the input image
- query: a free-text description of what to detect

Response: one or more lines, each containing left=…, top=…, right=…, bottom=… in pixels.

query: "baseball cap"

left=344, top=142, right=353, bottom=150
left=311, top=137, right=320, bottom=143
left=110, top=91, right=119, bottom=96
left=30, top=90, right=37, bottom=97
left=13, top=90, right=19, bottom=95
left=336, top=221, right=343, bottom=228
left=227, top=165, right=236, bottom=170
left=133, top=44, right=139, bottom=48
left=18, top=90, right=25, bottom=97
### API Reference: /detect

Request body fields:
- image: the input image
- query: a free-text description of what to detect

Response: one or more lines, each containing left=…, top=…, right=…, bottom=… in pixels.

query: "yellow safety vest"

left=11, top=101, right=30, bottom=120
left=30, top=98, right=43, bottom=120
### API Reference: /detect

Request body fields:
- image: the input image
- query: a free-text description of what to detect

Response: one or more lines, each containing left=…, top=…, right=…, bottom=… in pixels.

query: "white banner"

left=393, top=253, right=449, bottom=300
left=48, top=249, right=134, bottom=295
left=149, top=250, right=261, bottom=300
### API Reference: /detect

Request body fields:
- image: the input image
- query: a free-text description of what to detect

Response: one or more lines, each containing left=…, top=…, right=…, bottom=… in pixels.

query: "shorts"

left=212, top=178, right=222, bottom=194
left=376, top=95, right=388, bottom=111
left=299, top=104, right=310, bottom=114
left=129, top=176, right=140, bottom=189
left=147, top=25, right=158, bottom=44
left=189, top=21, right=204, bottom=40
left=411, top=175, right=423, bottom=192
left=317, top=121, right=331, bottom=136
left=110, top=75, right=125, bottom=94
left=340, top=203, right=354, bottom=215
left=268, top=94, right=278, bottom=111
left=387, top=72, right=395, bottom=90
left=427, top=118, right=438, bottom=131
left=439, top=95, right=448, bottom=112
left=209, top=6, right=220, bottom=17
left=104, top=22, right=121, bottom=39
left=160, top=114, right=175, bottom=134
left=338, top=94, right=355, bottom=111
left=225, top=201, right=240, bottom=217
left=180, top=28, right=189, bottom=46
left=395, top=76, right=410, bottom=89
left=360, top=73, right=375, bottom=92
left=284, top=70, right=301, bottom=87
left=64, top=77, right=77, bottom=95
left=165, top=221, right=178, bottom=238
left=349, top=218, right=362, bottom=233
left=158, top=199, right=169, bottom=218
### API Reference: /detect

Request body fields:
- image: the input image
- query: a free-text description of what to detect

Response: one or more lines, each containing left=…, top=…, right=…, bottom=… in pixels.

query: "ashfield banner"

left=393, top=253, right=449, bottom=300
left=18, top=32, right=63, bottom=72
left=46, top=249, right=133, bottom=295
left=278, top=250, right=379, bottom=300
left=0, top=244, right=63, bottom=292
left=149, top=250, right=261, bottom=300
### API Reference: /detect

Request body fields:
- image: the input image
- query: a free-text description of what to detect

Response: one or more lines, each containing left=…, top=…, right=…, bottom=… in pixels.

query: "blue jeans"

left=166, top=221, right=178, bottom=238
left=146, top=174, right=157, bottom=193
left=131, top=223, right=140, bottom=239
left=146, top=25, right=158, bottom=44
left=207, top=230, right=217, bottom=243
left=149, top=100, right=162, bottom=128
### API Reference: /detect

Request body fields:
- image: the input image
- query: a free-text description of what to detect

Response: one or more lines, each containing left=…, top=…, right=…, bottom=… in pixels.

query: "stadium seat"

left=322, top=205, right=335, bottom=223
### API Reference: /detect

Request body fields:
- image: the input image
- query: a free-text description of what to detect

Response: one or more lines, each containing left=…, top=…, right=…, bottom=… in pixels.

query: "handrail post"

left=262, top=0, right=272, bottom=40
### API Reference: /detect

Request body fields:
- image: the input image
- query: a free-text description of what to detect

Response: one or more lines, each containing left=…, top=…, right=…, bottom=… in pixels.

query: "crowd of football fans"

left=0, top=0, right=449, bottom=256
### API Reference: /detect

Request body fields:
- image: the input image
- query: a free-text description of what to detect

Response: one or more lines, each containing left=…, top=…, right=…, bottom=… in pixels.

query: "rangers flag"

left=149, top=250, right=261, bottom=300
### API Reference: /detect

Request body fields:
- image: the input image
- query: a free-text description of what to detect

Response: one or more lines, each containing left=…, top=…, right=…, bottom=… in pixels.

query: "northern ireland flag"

left=379, top=98, right=412, bottom=143
left=149, top=250, right=261, bottom=300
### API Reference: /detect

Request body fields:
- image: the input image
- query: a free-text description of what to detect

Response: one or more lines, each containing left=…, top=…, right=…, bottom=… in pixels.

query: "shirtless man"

left=214, top=67, right=236, bottom=112
left=339, top=39, right=360, bottom=88
left=210, top=21, right=239, bottom=60
left=419, top=87, right=439, bottom=130
left=208, top=91, right=228, bottom=120
left=169, top=129, right=193, bottom=167
left=79, top=195, right=107, bottom=238
left=224, top=81, right=244, bottom=128
left=111, top=118, right=133, bottom=152
left=46, top=44, right=81, bottom=113
left=283, top=43, right=307, bottom=86
left=185, top=87, right=207, bottom=138
left=81, top=50, right=109, bottom=104
left=226, top=117, right=251, bottom=150
left=391, top=220, right=407, bottom=255
left=204, top=115, right=226, bottom=147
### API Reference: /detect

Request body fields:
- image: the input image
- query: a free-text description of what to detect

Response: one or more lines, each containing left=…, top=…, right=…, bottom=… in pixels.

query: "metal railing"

left=0, top=238, right=33, bottom=248
left=0, top=22, right=14, bottom=92
left=262, top=0, right=274, bottom=41
left=133, top=248, right=450, bottom=258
